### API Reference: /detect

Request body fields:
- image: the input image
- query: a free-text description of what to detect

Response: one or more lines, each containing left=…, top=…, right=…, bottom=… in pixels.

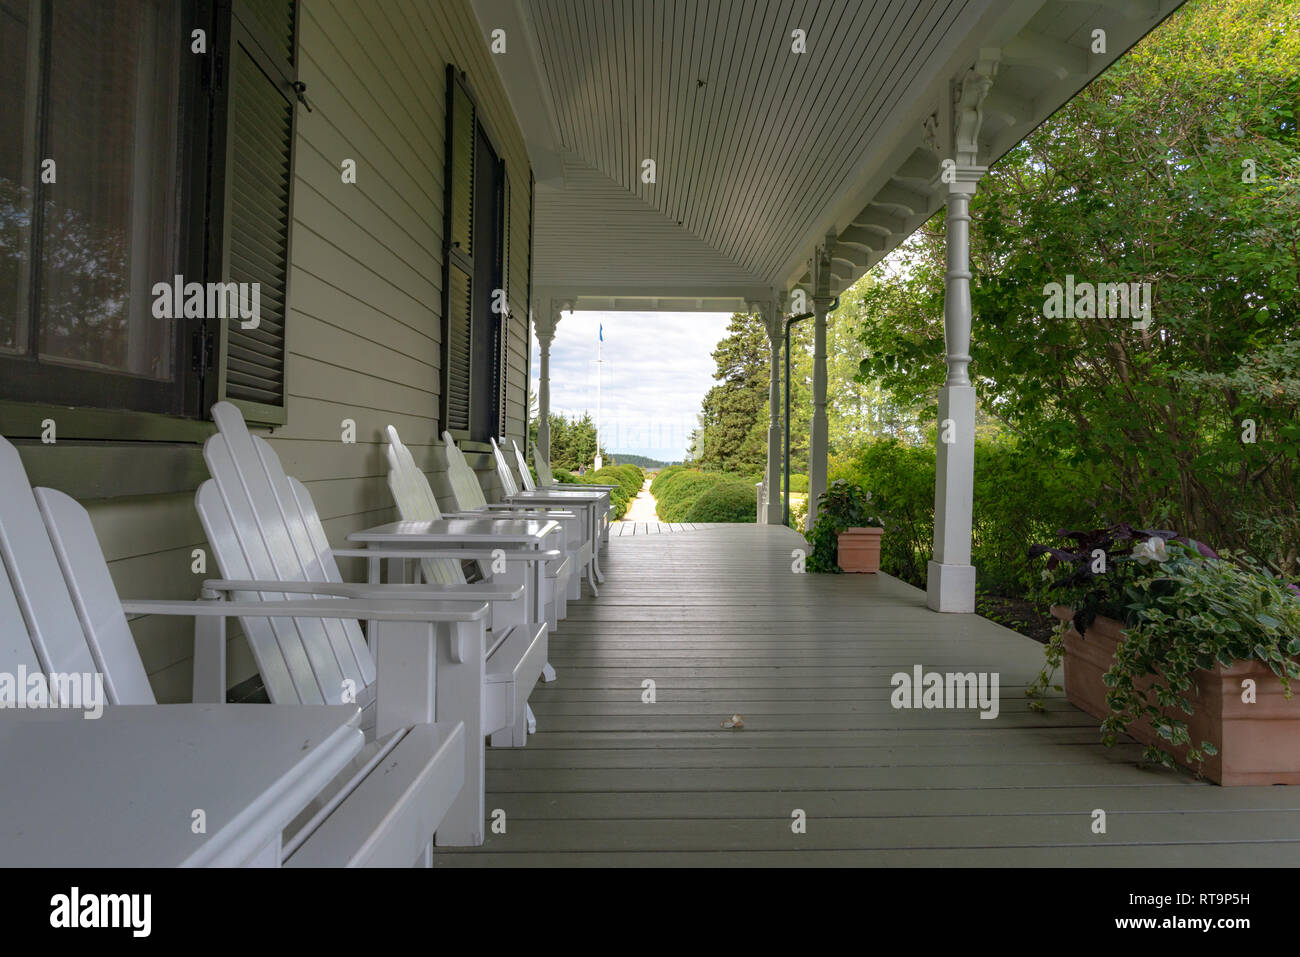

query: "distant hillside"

left=609, top=453, right=676, bottom=469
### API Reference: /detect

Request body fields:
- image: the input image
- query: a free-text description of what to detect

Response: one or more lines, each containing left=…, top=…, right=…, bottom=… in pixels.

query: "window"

left=0, top=0, right=297, bottom=427
left=442, top=65, right=511, bottom=443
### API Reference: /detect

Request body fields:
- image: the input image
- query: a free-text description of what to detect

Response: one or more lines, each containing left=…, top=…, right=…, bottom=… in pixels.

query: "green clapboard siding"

left=77, top=0, right=533, bottom=703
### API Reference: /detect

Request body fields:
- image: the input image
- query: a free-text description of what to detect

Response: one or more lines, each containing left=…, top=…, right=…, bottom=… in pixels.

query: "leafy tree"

left=853, top=0, right=1300, bottom=569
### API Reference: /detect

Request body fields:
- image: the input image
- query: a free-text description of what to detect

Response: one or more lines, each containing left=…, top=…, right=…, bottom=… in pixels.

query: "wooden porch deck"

left=612, top=521, right=737, bottom=535
left=435, top=525, right=1300, bottom=866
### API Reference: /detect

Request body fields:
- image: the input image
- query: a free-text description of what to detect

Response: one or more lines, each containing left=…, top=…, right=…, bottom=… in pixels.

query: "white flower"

left=1041, top=568, right=1054, bottom=582
left=1133, top=537, right=1169, bottom=565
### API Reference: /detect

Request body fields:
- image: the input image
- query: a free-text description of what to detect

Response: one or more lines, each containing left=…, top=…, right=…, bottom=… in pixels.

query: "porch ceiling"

left=475, top=0, right=1185, bottom=310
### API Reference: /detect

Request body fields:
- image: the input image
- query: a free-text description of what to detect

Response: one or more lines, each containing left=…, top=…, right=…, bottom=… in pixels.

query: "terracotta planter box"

left=1054, top=607, right=1300, bottom=785
left=836, top=527, right=883, bottom=573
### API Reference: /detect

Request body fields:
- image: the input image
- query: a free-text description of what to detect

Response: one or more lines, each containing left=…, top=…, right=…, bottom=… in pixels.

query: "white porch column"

left=806, top=241, right=835, bottom=530
left=535, top=298, right=569, bottom=461
left=758, top=298, right=784, bottom=525
left=927, top=52, right=997, bottom=614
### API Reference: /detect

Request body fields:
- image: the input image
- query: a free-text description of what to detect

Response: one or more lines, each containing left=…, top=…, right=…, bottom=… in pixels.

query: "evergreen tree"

left=697, top=312, right=770, bottom=473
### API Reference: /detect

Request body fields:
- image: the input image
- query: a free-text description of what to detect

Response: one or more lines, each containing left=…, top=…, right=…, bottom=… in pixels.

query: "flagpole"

left=595, top=324, right=603, bottom=470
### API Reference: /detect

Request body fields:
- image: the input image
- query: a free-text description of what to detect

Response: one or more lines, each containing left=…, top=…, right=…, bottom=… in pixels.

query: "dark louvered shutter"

left=442, top=67, right=476, bottom=437
left=495, top=171, right=511, bottom=438
left=524, top=171, right=535, bottom=426
left=212, top=0, right=298, bottom=424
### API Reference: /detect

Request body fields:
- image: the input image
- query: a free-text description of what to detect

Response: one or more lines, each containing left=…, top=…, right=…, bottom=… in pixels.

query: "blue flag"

left=599, top=323, right=604, bottom=342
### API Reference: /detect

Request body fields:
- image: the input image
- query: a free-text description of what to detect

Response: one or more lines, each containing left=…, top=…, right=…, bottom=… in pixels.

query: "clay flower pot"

left=1053, top=607, right=1300, bottom=785
left=836, top=527, right=883, bottom=573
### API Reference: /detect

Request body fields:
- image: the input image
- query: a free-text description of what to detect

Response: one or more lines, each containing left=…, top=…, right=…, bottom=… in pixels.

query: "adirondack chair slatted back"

left=383, top=426, right=466, bottom=587
left=489, top=438, right=520, bottom=497
left=441, top=431, right=489, bottom=510
left=531, top=442, right=555, bottom=487
left=512, top=441, right=537, bottom=492
left=0, top=437, right=153, bottom=705
left=198, top=403, right=375, bottom=708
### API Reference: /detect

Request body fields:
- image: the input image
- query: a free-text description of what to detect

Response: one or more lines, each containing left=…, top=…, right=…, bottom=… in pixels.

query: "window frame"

left=0, top=0, right=213, bottom=431
left=0, top=0, right=298, bottom=492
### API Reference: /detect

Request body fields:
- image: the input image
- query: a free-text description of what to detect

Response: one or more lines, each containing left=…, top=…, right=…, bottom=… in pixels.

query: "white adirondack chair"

left=519, top=440, right=614, bottom=497
left=427, top=428, right=592, bottom=605
left=529, top=440, right=616, bottom=548
left=195, top=403, right=550, bottom=833
left=385, top=425, right=574, bottom=627
left=489, top=437, right=613, bottom=583
left=0, top=435, right=470, bottom=866
left=446, top=432, right=607, bottom=591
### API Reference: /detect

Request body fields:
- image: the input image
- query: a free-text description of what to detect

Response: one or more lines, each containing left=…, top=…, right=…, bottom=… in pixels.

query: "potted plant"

left=1027, top=524, right=1300, bottom=784
left=807, top=479, right=886, bottom=573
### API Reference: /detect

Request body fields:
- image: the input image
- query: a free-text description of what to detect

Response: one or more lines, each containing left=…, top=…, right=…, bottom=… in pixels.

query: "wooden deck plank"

left=434, top=525, right=1296, bottom=865
left=433, top=844, right=1300, bottom=867
left=431, top=786, right=1300, bottom=818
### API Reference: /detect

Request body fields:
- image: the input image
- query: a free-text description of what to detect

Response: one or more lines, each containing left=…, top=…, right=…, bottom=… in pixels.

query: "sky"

left=530, top=310, right=734, bottom=462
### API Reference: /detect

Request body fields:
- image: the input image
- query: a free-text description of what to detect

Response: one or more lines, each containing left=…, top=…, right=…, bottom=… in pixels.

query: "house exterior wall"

left=83, top=0, right=532, bottom=702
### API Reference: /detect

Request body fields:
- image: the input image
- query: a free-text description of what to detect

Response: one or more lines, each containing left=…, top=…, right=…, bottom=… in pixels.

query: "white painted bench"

left=196, top=402, right=549, bottom=828
left=0, top=435, right=467, bottom=865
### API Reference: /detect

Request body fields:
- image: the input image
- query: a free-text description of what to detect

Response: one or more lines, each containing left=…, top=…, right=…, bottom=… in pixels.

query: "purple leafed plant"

left=1028, top=523, right=1218, bottom=634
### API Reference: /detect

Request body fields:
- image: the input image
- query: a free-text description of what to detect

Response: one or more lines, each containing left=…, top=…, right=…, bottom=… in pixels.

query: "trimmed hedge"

left=651, top=468, right=756, bottom=523
left=553, top=463, right=645, bottom=521
left=684, top=482, right=757, bottom=523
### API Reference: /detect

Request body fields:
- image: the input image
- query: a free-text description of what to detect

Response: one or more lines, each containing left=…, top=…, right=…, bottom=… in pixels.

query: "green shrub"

left=826, top=436, right=1104, bottom=597
left=551, top=463, right=644, bottom=520
left=787, top=473, right=809, bottom=494
left=654, top=471, right=718, bottom=521
left=828, top=440, right=935, bottom=587
left=650, top=468, right=757, bottom=523
left=684, top=481, right=757, bottom=523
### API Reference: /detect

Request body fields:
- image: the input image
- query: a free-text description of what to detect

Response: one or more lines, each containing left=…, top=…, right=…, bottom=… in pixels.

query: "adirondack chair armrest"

left=544, top=484, right=618, bottom=491
left=444, top=508, right=577, bottom=519
left=119, top=597, right=491, bottom=622
left=332, top=547, right=563, bottom=563
left=200, top=579, right=526, bottom=603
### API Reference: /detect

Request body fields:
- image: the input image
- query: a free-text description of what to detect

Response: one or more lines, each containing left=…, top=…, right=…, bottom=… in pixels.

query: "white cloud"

left=530, top=311, right=734, bottom=461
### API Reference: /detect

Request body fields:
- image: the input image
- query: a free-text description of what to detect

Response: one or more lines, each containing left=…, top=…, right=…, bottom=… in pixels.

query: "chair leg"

left=434, top=620, right=486, bottom=847
left=541, top=662, right=557, bottom=682
left=490, top=705, right=529, bottom=747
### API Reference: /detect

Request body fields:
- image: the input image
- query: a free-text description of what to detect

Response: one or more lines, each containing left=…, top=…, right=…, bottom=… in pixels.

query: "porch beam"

left=1002, top=30, right=1088, bottom=82
left=852, top=207, right=909, bottom=237
left=1057, top=0, right=1160, bottom=19
left=870, top=183, right=930, bottom=217
left=806, top=236, right=835, bottom=531
left=837, top=227, right=886, bottom=254
left=927, top=51, right=997, bottom=614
